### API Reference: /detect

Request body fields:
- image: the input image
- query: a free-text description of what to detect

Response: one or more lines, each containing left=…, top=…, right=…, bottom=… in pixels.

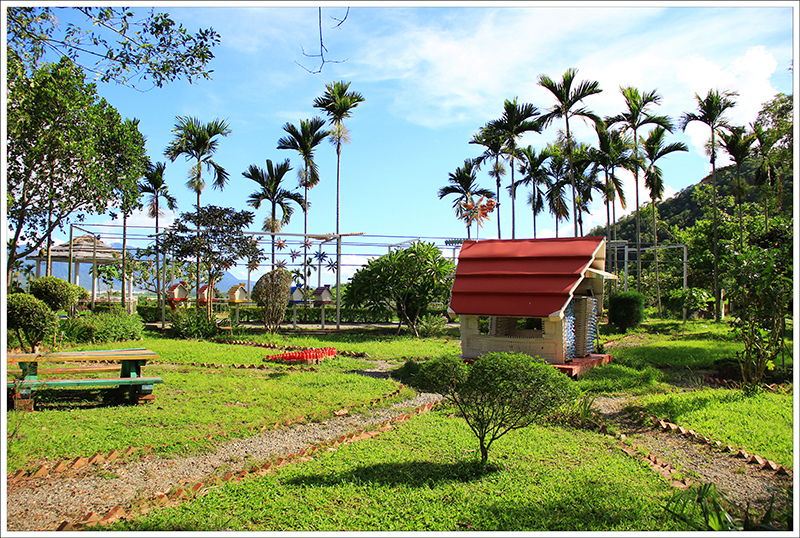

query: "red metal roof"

left=449, top=237, right=605, bottom=318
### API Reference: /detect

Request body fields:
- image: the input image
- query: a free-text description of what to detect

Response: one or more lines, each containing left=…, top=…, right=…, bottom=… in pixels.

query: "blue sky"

left=7, top=2, right=797, bottom=286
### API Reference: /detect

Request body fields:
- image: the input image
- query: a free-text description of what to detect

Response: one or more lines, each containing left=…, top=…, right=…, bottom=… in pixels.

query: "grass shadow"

left=287, top=460, right=500, bottom=488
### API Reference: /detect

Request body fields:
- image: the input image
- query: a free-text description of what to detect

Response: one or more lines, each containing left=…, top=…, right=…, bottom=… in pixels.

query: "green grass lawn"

left=6, top=319, right=794, bottom=531
left=106, top=411, right=677, bottom=532
left=630, top=388, right=794, bottom=468
left=6, top=352, right=410, bottom=472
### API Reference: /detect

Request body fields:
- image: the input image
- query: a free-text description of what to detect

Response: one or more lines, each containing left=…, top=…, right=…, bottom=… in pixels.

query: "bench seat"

left=7, top=377, right=164, bottom=390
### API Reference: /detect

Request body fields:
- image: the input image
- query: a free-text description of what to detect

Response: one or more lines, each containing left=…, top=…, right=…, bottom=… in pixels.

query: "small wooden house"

left=197, top=284, right=213, bottom=306
left=312, top=285, right=333, bottom=307
left=289, top=285, right=305, bottom=305
left=166, top=281, right=189, bottom=310
left=449, top=237, right=615, bottom=365
left=227, top=284, right=249, bottom=303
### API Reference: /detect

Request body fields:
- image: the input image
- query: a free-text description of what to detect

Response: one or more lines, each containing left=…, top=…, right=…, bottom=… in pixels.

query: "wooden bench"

left=7, top=348, right=164, bottom=411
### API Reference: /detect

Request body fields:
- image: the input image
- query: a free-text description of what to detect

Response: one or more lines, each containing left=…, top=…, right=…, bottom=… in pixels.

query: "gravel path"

left=593, top=395, right=793, bottom=525
left=6, top=376, right=442, bottom=532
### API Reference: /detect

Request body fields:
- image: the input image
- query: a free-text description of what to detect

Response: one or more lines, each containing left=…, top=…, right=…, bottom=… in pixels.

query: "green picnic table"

left=7, top=348, right=164, bottom=411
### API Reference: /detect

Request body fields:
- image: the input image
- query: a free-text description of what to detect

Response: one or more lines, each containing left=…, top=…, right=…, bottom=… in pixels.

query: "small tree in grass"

left=8, top=293, right=59, bottom=352
left=251, top=268, right=293, bottom=333
left=729, top=224, right=792, bottom=393
left=419, top=352, right=578, bottom=464
left=161, top=205, right=264, bottom=323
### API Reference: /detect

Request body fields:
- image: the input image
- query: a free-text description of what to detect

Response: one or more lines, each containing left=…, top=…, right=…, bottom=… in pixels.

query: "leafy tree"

left=164, top=116, right=232, bottom=295
left=8, top=293, right=59, bottom=353
left=251, top=268, right=293, bottom=333
left=470, top=122, right=508, bottom=238
left=138, top=161, right=178, bottom=310
left=343, top=242, right=455, bottom=336
left=680, top=89, right=738, bottom=322
left=160, top=206, right=264, bottom=321
left=7, top=6, right=219, bottom=90
left=6, top=56, right=148, bottom=290
left=418, top=352, right=578, bottom=465
left=438, top=159, right=494, bottom=239
left=606, top=87, right=672, bottom=288
left=538, top=69, right=603, bottom=236
left=312, top=80, right=365, bottom=235
left=641, top=127, right=688, bottom=315
left=488, top=98, right=541, bottom=239
left=244, top=159, right=306, bottom=269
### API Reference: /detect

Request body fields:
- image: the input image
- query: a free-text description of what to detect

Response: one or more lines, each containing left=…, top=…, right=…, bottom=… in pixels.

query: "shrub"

left=392, top=358, right=425, bottom=385
left=7, top=293, right=59, bottom=352
left=251, top=268, right=293, bottom=333
left=418, top=352, right=579, bottom=464
left=608, top=291, right=646, bottom=332
left=30, top=276, right=83, bottom=313
left=169, top=307, right=218, bottom=339
left=60, top=310, right=144, bottom=343
left=417, top=314, right=448, bottom=337
left=136, top=305, right=162, bottom=323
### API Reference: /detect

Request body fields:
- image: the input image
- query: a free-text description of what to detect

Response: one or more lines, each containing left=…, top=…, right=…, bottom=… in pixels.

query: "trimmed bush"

left=30, top=276, right=83, bottom=312
left=608, top=291, right=646, bottom=332
left=418, top=352, right=579, bottom=464
left=251, top=268, right=293, bottom=333
left=7, top=293, right=59, bottom=352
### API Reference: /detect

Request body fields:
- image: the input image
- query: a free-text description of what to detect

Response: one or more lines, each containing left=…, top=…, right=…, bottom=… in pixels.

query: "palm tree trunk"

left=495, top=156, right=502, bottom=239
left=510, top=157, right=516, bottom=239
left=271, top=201, right=277, bottom=270
left=565, top=120, right=578, bottom=237
left=652, top=199, right=661, bottom=316
left=155, top=201, right=161, bottom=311
left=196, top=189, right=202, bottom=307
left=122, top=212, right=128, bottom=312
left=712, top=152, right=720, bottom=323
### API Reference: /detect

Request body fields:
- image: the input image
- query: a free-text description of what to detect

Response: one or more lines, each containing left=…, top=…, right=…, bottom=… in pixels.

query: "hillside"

left=588, top=161, right=794, bottom=244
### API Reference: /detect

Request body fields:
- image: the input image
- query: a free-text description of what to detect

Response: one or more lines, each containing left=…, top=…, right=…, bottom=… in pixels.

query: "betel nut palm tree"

left=164, top=116, right=232, bottom=298
left=543, top=142, right=570, bottom=238
left=680, top=88, right=737, bottom=323
left=606, top=87, right=672, bottom=292
left=593, top=121, right=633, bottom=247
left=438, top=158, right=495, bottom=239
left=516, top=145, right=550, bottom=238
left=138, top=161, right=177, bottom=314
left=470, top=122, right=507, bottom=239
left=312, top=80, right=365, bottom=236
left=641, top=126, right=688, bottom=316
left=243, top=158, right=307, bottom=270
left=488, top=98, right=541, bottom=239
left=313, top=81, right=364, bottom=323
left=538, top=68, right=602, bottom=237
left=277, top=117, right=329, bottom=291
left=719, top=126, right=755, bottom=248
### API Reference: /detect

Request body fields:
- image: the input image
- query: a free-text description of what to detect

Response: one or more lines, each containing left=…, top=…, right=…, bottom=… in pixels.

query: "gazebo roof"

left=27, top=234, right=122, bottom=264
left=449, top=237, right=608, bottom=319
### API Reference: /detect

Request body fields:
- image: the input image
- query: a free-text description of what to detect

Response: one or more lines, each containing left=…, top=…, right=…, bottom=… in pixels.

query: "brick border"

left=7, top=384, right=408, bottom=483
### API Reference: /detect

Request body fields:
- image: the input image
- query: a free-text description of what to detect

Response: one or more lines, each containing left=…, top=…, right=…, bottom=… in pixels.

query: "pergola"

left=26, top=234, right=133, bottom=309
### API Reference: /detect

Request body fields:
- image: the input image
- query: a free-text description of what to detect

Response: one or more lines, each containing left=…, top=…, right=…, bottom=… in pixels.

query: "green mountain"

left=588, top=161, right=793, bottom=244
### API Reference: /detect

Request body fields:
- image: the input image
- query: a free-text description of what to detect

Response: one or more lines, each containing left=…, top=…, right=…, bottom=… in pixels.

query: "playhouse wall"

left=459, top=315, right=567, bottom=364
